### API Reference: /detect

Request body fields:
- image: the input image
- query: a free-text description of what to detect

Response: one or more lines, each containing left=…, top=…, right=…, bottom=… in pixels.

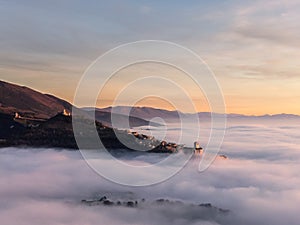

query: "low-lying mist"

left=1, top=119, right=300, bottom=225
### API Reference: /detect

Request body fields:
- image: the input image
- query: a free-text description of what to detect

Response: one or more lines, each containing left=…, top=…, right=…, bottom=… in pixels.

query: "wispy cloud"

left=0, top=0, right=299, bottom=114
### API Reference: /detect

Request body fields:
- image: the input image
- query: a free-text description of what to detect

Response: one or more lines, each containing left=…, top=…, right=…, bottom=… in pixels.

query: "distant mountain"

left=2, top=80, right=297, bottom=151
left=98, top=106, right=181, bottom=122
left=225, top=113, right=300, bottom=120
left=1, top=80, right=299, bottom=125
left=0, top=80, right=159, bottom=128
left=83, top=109, right=162, bottom=128
left=0, top=80, right=72, bottom=119
left=97, top=106, right=300, bottom=121
left=0, top=81, right=174, bottom=151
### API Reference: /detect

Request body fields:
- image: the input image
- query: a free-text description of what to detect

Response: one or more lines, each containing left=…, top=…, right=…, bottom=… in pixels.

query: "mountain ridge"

left=95, top=106, right=300, bottom=120
left=0, top=80, right=175, bottom=151
left=1, top=80, right=299, bottom=121
left=0, top=80, right=159, bottom=127
left=0, top=80, right=72, bottom=119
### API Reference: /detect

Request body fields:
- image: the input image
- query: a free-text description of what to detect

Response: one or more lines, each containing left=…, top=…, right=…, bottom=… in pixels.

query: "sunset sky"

left=1, top=0, right=299, bottom=115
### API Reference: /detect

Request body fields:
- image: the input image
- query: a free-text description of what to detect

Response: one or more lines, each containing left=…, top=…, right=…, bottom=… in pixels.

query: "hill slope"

left=99, top=106, right=300, bottom=121
left=82, top=109, right=162, bottom=128
left=98, top=106, right=181, bottom=121
left=0, top=80, right=72, bottom=119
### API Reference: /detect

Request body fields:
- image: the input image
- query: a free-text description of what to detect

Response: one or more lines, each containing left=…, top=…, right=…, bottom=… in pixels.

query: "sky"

left=0, top=0, right=300, bottom=115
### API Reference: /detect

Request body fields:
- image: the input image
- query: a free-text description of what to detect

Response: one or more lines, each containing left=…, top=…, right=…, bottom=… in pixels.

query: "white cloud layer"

left=0, top=119, right=300, bottom=224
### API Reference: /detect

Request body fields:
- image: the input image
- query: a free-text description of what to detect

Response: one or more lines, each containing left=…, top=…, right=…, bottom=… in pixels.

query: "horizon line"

left=83, top=105, right=300, bottom=117
left=2, top=79, right=300, bottom=117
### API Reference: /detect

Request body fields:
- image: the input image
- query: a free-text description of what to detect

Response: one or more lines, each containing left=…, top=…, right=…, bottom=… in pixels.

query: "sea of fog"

left=1, top=118, right=300, bottom=225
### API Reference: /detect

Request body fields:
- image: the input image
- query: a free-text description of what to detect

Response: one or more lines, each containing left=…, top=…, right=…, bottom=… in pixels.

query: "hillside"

left=0, top=80, right=160, bottom=128
left=82, top=109, right=162, bottom=128
left=0, top=112, right=177, bottom=152
left=98, top=106, right=181, bottom=122
left=98, top=106, right=300, bottom=122
left=0, top=80, right=72, bottom=119
left=0, top=81, right=176, bottom=151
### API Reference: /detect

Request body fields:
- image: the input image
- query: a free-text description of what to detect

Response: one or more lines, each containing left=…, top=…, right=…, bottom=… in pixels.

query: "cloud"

left=1, top=0, right=299, bottom=115
left=203, top=0, right=300, bottom=81
left=206, top=0, right=300, bottom=47
left=0, top=118, right=300, bottom=224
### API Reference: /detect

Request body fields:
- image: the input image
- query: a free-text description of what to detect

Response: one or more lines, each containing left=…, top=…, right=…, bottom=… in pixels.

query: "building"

left=63, top=109, right=71, bottom=116
left=194, top=141, right=203, bottom=154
